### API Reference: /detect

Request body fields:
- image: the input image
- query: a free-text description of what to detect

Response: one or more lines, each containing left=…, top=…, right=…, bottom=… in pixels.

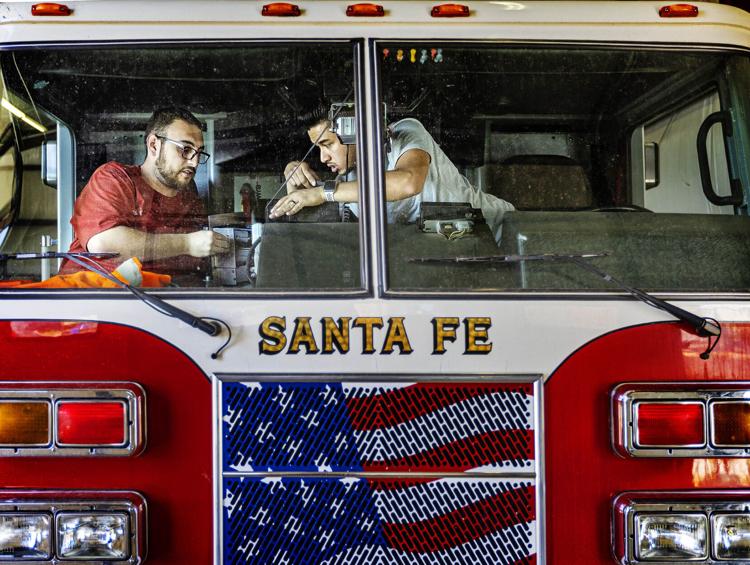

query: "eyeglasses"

left=156, top=135, right=211, bottom=165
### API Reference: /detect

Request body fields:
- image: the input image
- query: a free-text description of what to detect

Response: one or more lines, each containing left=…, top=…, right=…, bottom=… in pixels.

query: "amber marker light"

left=347, top=3, right=385, bottom=16
left=0, top=402, right=50, bottom=445
left=57, top=402, right=126, bottom=446
left=635, top=402, right=705, bottom=446
left=262, top=3, right=301, bottom=16
left=711, top=401, right=750, bottom=446
left=659, top=4, right=699, bottom=17
left=31, top=3, right=72, bottom=16
left=431, top=3, right=470, bottom=17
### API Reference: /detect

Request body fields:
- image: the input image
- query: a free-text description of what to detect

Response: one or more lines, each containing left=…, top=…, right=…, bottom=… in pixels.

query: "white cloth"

left=385, top=118, right=514, bottom=241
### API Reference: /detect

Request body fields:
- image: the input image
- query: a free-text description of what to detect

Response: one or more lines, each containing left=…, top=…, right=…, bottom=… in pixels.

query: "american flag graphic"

left=221, top=381, right=537, bottom=564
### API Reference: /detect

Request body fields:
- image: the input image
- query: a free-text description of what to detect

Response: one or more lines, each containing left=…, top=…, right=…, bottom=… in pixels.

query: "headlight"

left=0, top=513, right=51, bottom=559
left=57, top=513, right=129, bottom=559
left=713, top=513, right=750, bottom=559
left=635, top=513, right=707, bottom=560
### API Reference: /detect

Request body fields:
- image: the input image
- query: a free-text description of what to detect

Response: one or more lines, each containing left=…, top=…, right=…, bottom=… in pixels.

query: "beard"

left=155, top=147, right=196, bottom=191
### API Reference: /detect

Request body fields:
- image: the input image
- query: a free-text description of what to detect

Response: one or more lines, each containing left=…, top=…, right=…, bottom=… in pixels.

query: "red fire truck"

left=0, top=1, right=749, bottom=563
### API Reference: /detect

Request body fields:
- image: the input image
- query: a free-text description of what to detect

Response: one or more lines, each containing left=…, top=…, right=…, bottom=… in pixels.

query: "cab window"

left=378, top=44, right=750, bottom=292
left=0, top=43, right=361, bottom=291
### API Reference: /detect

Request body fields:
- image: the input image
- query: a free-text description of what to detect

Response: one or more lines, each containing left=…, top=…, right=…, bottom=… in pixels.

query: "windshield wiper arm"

left=409, top=251, right=609, bottom=264
left=59, top=253, right=222, bottom=336
left=410, top=251, right=721, bottom=357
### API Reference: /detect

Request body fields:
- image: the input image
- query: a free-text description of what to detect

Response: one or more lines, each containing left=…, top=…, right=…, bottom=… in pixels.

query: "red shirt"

left=61, top=162, right=206, bottom=276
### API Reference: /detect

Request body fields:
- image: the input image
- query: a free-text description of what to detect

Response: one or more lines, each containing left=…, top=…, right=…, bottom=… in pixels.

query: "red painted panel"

left=0, top=320, right=211, bottom=565
left=545, top=321, right=750, bottom=564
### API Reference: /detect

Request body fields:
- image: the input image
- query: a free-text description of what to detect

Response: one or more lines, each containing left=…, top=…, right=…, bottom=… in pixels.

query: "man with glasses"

left=61, top=107, right=229, bottom=279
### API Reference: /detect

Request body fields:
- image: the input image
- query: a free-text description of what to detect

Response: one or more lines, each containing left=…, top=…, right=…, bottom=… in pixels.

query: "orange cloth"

left=0, top=257, right=171, bottom=288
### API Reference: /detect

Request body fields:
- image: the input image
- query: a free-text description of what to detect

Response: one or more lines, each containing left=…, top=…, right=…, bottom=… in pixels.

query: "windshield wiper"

left=409, top=251, right=721, bottom=358
left=1, top=252, right=232, bottom=358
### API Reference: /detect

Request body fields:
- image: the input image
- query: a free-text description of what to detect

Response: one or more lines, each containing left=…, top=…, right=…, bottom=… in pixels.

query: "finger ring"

left=289, top=200, right=297, bottom=206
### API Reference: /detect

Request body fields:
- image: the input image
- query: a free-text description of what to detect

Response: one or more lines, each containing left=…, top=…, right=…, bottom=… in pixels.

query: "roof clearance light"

left=659, top=4, right=699, bottom=17
left=347, top=3, right=385, bottom=16
left=635, top=402, right=705, bottom=446
left=56, top=402, right=126, bottom=446
left=31, top=3, right=72, bottom=16
left=635, top=513, right=708, bottom=560
left=0, top=514, right=51, bottom=559
left=0, top=402, right=50, bottom=445
left=713, top=514, right=750, bottom=559
left=711, top=401, right=750, bottom=446
left=431, top=3, right=470, bottom=17
left=57, top=513, right=129, bottom=559
left=262, top=3, right=301, bottom=16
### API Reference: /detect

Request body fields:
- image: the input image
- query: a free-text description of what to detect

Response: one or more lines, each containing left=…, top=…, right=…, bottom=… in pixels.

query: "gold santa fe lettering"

left=352, top=317, right=384, bottom=354
left=431, top=317, right=460, bottom=354
left=322, top=317, right=351, bottom=354
left=259, top=316, right=286, bottom=355
left=288, top=317, right=319, bottom=354
left=381, top=317, right=413, bottom=354
left=465, top=317, right=492, bottom=354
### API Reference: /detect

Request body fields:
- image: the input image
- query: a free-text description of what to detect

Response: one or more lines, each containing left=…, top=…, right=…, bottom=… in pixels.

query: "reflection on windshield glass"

left=378, top=45, right=750, bottom=292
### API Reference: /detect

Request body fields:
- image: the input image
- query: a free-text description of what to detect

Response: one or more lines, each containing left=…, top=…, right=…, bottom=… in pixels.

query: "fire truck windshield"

left=0, top=42, right=748, bottom=293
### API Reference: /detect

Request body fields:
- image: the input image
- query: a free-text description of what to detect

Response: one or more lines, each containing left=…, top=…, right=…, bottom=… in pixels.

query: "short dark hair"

left=144, top=107, right=203, bottom=143
left=299, top=101, right=330, bottom=133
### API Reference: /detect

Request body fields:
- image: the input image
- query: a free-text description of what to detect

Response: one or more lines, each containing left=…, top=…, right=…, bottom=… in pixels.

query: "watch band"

left=323, top=180, right=338, bottom=202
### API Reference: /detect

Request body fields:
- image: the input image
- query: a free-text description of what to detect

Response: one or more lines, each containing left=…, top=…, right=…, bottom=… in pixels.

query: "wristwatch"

left=323, top=180, right=338, bottom=202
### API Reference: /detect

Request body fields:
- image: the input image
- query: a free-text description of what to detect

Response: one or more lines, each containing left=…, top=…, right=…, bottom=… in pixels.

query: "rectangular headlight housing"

left=635, top=513, right=707, bottom=560
left=613, top=492, right=750, bottom=563
left=0, top=513, right=51, bottom=559
left=713, top=513, right=750, bottom=559
left=57, top=512, right=129, bottom=559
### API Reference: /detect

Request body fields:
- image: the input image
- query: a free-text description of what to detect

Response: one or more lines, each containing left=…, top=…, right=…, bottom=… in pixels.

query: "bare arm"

left=270, top=148, right=430, bottom=218
left=87, top=226, right=229, bottom=259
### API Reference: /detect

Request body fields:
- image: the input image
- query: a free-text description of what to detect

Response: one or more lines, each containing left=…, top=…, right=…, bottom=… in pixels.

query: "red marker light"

left=347, top=3, right=385, bottom=17
left=262, top=3, right=301, bottom=16
left=659, top=4, right=699, bottom=17
left=431, top=4, right=470, bottom=17
left=636, top=402, right=705, bottom=446
left=57, top=402, right=126, bottom=446
left=31, top=3, right=72, bottom=16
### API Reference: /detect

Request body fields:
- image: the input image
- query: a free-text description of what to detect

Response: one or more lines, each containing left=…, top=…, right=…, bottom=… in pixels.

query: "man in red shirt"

left=62, top=107, right=229, bottom=280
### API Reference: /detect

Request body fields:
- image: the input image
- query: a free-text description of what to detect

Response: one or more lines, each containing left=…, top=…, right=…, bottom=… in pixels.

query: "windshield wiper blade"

left=410, top=251, right=721, bottom=356
left=409, top=251, right=609, bottom=264
left=0, top=251, right=119, bottom=262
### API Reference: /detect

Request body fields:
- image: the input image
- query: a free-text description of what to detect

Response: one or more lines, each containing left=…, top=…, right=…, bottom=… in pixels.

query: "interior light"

left=0, top=99, right=48, bottom=133
left=0, top=402, right=50, bottom=445
left=635, top=402, right=705, bottom=446
left=262, top=3, right=301, bottom=16
left=57, top=513, right=129, bottom=559
left=347, top=3, right=385, bottom=16
left=31, top=3, right=72, bottom=16
left=635, top=513, right=707, bottom=560
left=56, top=402, right=126, bottom=446
left=659, top=4, right=699, bottom=17
left=713, top=513, right=750, bottom=559
left=712, top=401, right=750, bottom=446
left=431, top=3, right=470, bottom=17
left=0, top=514, right=51, bottom=559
